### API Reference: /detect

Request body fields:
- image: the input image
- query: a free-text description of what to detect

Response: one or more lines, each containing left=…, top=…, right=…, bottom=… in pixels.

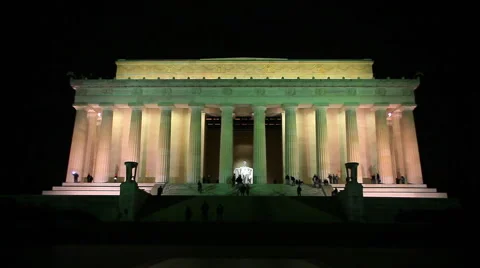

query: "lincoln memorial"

left=65, top=58, right=422, bottom=186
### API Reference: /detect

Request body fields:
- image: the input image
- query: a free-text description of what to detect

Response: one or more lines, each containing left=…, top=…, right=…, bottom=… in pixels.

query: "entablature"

left=71, top=78, right=419, bottom=90
left=70, top=79, right=418, bottom=107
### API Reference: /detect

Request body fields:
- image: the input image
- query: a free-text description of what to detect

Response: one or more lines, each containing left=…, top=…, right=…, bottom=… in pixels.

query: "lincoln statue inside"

left=65, top=58, right=422, bottom=186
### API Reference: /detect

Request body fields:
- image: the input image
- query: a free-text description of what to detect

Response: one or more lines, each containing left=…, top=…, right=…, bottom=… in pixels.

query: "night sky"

left=24, top=3, right=466, bottom=203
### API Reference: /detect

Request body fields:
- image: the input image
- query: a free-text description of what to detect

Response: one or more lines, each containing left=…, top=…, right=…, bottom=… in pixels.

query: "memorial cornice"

left=70, top=79, right=419, bottom=106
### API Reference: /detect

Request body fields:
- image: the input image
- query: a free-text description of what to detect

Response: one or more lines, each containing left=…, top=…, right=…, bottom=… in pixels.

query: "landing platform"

left=42, top=182, right=447, bottom=198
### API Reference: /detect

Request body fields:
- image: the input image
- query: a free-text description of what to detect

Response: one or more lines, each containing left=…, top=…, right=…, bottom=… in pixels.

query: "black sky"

left=23, top=2, right=467, bottom=204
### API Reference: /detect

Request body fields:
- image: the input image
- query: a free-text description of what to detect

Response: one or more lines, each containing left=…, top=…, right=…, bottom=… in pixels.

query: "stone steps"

left=327, top=183, right=447, bottom=198
left=331, top=183, right=428, bottom=188
left=42, top=182, right=447, bottom=198
left=42, top=182, right=160, bottom=196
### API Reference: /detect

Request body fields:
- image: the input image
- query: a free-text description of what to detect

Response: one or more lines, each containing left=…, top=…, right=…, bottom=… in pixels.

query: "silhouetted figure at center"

left=239, top=184, right=246, bottom=196
left=297, top=185, right=302, bottom=196
left=332, top=187, right=338, bottom=196
left=201, top=201, right=209, bottom=221
left=87, top=173, right=93, bottom=183
left=197, top=181, right=203, bottom=194
left=185, top=206, right=192, bottom=222
left=157, top=186, right=163, bottom=196
left=235, top=175, right=243, bottom=185
left=216, top=204, right=224, bottom=221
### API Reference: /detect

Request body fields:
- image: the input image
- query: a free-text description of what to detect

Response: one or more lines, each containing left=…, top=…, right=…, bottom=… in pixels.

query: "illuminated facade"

left=66, top=58, right=422, bottom=184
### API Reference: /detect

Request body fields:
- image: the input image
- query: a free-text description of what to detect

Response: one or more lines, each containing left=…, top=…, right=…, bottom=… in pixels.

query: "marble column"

left=156, top=105, right=173, bottom=183
left=253, top=105, right=267, bottom=184
left=392, top=110, right=406, bottom=178
left=94, top=105, right=114, bottom=182
left=218, top=105, right=234, bottom=183
left=82, top=109, right=98, bottom=180
left=314, top=104, right=330, bottom=180
left=373, top=106, right=394, bottom=184
left=187, top=105, right=203, bottom=183
left=344, top=105, right=363, bottom=182
left=401, top=105, right=423, bottom=184
left=201, top=111, right=206, bottom=179
left=388, top=120, right=398, bottom=179
left=282, top=111, right=286, bottom=179
left=283, top=104, right=299, bottom=179
left=65, top=106, right=88, bottom=182
left=126, top=105, right=143, bottom=163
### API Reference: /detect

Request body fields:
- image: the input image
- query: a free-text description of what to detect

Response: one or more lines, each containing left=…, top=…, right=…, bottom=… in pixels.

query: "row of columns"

left=281, top=104, right=422, bottom=184
left=66, top=103, right=423, bottom=184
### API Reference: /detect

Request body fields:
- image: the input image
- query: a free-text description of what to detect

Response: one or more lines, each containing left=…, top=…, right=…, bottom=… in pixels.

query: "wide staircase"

left=162, top=183, right=329, bottom=196
left=42, top=182, right=446, bottom=198
left=331, top=183, right=447, bottom=198
left=42, top=182, right=162, bottom=196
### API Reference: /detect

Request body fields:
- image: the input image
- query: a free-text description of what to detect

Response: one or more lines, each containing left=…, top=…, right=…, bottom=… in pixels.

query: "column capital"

left=99, top=103, right=114, bottom=111
left=343, top=104, right=359, bottom=111
left=371, top=104, right=390, bottom=111
left=157, top=102, right=175, bottom=110
left=282, top=103, right=298, bottom=110
left=188, top=102, right=204, bottom=107
left=400, top=104, right=417, bottom=111
left=73, top=104, right=88, bottom=111
left=220, top=105, right=235, bottom=111
left=128, top=102, right=144, bottom=110
left=252, top=105, right=267, bottom=111
left=313, top=103, right=329, bottom=110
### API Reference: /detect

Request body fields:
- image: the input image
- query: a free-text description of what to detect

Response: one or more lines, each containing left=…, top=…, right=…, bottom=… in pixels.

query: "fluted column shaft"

left=66, top=107, right=88, bottom=182
left=218, top=106, right=234, bottom=183
left=82, top=109, right=98, bottom=178
left=253, top=106, right=267, bottom=184
left=156, top=106, right=173, bottom=183
left=374, top=107, right=394, bottom=183
left=315, top=105, right=330, bottom=180
left=127, top=106, right=143, bottom=163
left=284, top=105, right=299, bottom=179
left=94, top=106, right=114, bottom=182
left=345, top=106, right=362, bottom=182
left=392, top=111, right=405, bottom=177
left=188, top=106, right=202, bottom=183
left=401, top=106, right=423, bottom=184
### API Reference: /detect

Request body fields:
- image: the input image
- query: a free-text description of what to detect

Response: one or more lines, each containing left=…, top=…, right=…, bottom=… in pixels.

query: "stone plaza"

left=43, top=58, right=446, bottom=198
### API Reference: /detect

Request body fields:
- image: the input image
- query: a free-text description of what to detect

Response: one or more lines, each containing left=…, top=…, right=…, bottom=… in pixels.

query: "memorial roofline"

left=116, top=58, right=374, bottom=63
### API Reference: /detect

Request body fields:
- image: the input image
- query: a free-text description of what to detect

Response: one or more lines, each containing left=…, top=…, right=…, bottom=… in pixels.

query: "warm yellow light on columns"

left=218, top=105, right=234, bottom=183
left=253, top=105, right=267, bottom=184
left=126, top=105, right=143, bottom=163
left=156, top=105, right=173, bottom=183
left=344, top=105, right=363, bottom=182
left=314, top=104, right=330, bottom=180
left=392, top=110, right=405, bottom=177
left=400, top=105, right=423, bottom=184
left=283, top=104, right=299, bottom=179
left=82, top=109, right=98, bottom=179
left=373, top=105, right=394, bottom=184
left=94, top=105, right=114, bottom=182
left=187, top=105, right=203, bottom=183
left=65, top=106, right=88, bottom=182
